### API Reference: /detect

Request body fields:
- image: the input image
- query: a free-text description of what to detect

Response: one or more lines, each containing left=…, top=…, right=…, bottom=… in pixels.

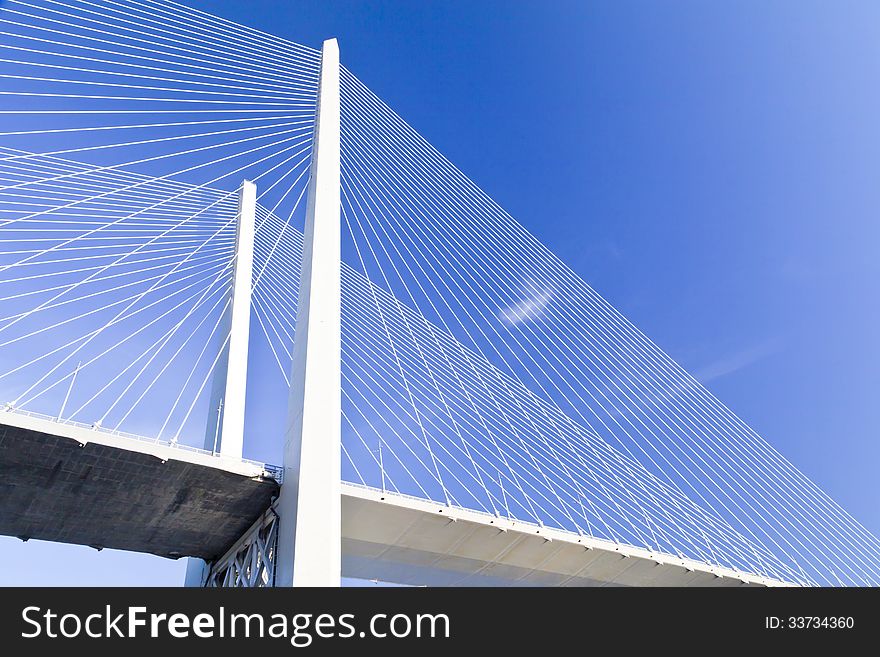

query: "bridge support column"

left=275, top=38, right=341, bottom=587
left=184, top=179, right=256, bottom=587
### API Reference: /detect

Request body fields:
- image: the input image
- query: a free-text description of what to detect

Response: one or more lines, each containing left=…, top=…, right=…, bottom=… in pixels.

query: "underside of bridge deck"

left=0, top=412, right=279, bottom=561
left=339, top=484, right=787, bottom=587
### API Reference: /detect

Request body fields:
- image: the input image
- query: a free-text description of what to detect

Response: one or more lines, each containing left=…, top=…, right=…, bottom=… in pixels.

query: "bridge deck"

left=0, top=411, right=279, bottom=561
left=0, top=411, right=789, bottom=586
left=340, top=484, right=789, bottom=587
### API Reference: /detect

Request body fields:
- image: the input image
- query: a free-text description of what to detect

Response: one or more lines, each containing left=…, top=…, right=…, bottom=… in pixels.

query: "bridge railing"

left=0, top=404, right=282, bottom=482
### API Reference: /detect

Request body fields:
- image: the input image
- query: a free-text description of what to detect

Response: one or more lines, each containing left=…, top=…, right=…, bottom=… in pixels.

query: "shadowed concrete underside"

left=0, top=412, right=279, bottom=561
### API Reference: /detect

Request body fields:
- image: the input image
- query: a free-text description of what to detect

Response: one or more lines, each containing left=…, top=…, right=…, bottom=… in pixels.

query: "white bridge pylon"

left=276, top=37, right=342, bottom=587
left=185, top=178, right=257, bottom=587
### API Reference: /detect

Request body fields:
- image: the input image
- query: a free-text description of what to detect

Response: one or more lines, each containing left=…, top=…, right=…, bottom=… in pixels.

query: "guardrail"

left=1, top=404, right=283, bottom=484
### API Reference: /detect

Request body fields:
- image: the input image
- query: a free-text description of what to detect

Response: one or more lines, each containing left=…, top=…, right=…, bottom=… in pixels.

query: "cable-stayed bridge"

left=0, top=0, right=877, bottom=588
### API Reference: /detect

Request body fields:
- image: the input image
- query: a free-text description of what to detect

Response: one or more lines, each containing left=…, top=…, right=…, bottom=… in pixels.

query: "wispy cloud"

left=498, top=284, right=554, bottom=327
left=694, top=339, right=781, bottom=383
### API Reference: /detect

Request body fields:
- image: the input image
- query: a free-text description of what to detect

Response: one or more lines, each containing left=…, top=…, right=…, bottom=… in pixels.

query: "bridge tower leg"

left=275, top=38, right=341, bottom=587
left=184, top=179, right=256, bottom=586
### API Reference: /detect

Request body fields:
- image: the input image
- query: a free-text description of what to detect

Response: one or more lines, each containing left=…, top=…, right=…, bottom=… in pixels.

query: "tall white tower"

left=184, top=178, right=257, bottom=586
left=275, top=38, right=342, bottom=587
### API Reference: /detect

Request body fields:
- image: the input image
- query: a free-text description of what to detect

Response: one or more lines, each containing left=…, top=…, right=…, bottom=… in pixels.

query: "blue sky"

left=2, top=0, right=878, bottom=584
